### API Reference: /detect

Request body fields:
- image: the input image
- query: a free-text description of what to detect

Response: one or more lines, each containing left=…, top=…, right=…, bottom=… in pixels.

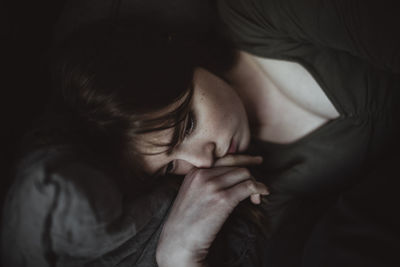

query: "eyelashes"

left=165, top=111, right=196, bottom=175
left=184, top=111, right=196, bottom=137
left=165, top=161, right=174, bottom=174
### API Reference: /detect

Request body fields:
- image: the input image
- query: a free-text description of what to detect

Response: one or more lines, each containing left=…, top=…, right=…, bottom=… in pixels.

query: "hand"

left=156, top=166, right=269, bottom=267
left=214, top=154, right=264, bottom=204
left=213, top=154, right=263, bottom=168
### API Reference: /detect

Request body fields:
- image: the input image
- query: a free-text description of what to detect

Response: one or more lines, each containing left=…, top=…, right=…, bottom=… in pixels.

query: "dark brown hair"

left=46, top=20, right=269, bottom=242
left=49, top=20, right=236, bottom=180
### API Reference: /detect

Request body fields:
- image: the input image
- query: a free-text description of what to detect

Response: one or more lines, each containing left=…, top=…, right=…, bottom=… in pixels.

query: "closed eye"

left=184, top=111, right=196, bottom=137
left=164, top=112, right=195, bottom=175
left=165, top=161, right=175, bottom=175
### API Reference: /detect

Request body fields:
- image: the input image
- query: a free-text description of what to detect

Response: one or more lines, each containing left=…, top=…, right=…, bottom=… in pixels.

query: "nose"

left=178, top=142, right=216, bottom=169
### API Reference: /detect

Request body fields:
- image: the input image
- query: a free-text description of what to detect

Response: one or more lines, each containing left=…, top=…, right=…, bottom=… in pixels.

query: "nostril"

left=186, top=142, right=216, bottom=169
left=208, top=142, right=216, bottom=154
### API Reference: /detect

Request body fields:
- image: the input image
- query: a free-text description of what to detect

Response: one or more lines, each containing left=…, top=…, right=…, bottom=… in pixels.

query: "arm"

left=218, top=0, right=400, bottom=73
left=156, top=157, right=269, bottom=267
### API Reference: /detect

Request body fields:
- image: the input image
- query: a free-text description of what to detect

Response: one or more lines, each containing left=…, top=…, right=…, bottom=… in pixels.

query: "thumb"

left=214, top=154, right=263, bottom=167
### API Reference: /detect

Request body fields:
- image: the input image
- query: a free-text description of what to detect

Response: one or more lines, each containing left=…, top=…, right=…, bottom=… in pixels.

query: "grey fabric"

left=1, top=146, right=175, bottom=267
left=1, top=146, right=267, bottom=267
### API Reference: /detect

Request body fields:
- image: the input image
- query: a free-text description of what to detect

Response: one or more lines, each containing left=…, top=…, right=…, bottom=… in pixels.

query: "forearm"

left=156, top=164, right=268, bottom=267
left=157, top=262, right=209, bottom=267
left=156, top=252, right=209, bottom=267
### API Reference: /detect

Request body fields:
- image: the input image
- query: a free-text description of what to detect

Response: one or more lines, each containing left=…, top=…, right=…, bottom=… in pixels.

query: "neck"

left=224, top=51, right=281, bottom=136
left=224, top=51, right=334, bottom=145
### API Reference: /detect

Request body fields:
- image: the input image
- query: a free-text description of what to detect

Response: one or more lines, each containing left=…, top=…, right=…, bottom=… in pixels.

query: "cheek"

left=211, top=91, right=243, bottom=127
left=201, top=101, right=232, bottom=130
left=193, top=75, right=245, bottom=134
left=201, top=99, right=239, bottom=135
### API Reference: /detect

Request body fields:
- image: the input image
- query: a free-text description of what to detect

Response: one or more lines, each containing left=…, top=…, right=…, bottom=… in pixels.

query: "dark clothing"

left=2, top=0, right=400, bottom=266
left=218, top=0, right=400, bottom=193
left=218, top=0, right=400, bottom=266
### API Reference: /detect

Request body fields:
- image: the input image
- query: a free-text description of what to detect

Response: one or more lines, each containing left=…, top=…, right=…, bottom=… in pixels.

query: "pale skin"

left=156, top=162, right=269, bottom=267
left=138, top=51, right=339, bottom=266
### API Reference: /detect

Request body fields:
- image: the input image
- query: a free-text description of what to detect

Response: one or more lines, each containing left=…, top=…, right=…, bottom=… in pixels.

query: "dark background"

left=1, top=2, right=212, bottom=266
left=1, top=0, right=213, bottom=204
left=1, top=2, right=400, bottom=267
left=1, top=0, right=67, bottom=206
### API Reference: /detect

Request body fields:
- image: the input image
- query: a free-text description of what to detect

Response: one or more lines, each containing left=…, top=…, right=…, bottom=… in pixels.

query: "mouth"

left=227, top=138, right=238, bottom=155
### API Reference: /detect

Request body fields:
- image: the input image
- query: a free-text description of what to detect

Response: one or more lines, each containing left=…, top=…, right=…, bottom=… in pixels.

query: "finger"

left=250, top=194, right=261, bottom=204
left=214, top=154, right=263, bottom=167
left=181, top=167, right=247, bottom=191
left=214, top=155, right=262, bottom=167
left=212, top=167, right=254, bottom=189
left=224, top=179, right=269, bottom=206
left=212, top=168, right=269, bottom=193
left=186, top=166, right=238, bottom=180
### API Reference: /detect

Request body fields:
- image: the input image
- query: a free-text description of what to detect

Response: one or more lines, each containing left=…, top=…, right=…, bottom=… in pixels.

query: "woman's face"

left=138, top=67, right=250, bottom=176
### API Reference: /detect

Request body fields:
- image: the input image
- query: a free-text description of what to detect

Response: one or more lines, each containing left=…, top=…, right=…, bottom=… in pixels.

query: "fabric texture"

left=218, top=0, right=400, bottom=266
left=1, top=146, right=175, bottom=267
left=2, top=0, right=400, bottom=266
left=1, top=146, right=267, bottom=267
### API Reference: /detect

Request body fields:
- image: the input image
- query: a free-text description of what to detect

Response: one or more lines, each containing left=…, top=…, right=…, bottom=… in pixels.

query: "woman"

left=2, top=0, right=400, bottom=266
left=154, top=0, right=400, bottom=265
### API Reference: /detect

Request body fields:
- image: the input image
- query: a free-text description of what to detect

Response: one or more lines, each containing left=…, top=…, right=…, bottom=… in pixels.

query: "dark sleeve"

left=302, top=156, right=400, bottom=267
left=218, top=0, right=400, bottom=73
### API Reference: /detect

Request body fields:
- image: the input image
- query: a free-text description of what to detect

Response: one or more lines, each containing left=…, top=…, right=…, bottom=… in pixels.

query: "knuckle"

left=191, top=169, right=207, bottom=182
left=245, top=180, right=257, bottom=192
left=204, top=180, right=219, bottom=193
left=214, top=191, right=231, bottom=206
left=187, top=168, right=199, bottom=177
left=224, top=155, right=235, bottom=162
left=186, top=172, right=204, bottom=187
left=238, top=168, right=251, bottom=177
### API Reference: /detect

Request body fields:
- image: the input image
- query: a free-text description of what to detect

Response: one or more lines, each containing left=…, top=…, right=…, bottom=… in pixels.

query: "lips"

left=227, top=138, right=237, bottom=154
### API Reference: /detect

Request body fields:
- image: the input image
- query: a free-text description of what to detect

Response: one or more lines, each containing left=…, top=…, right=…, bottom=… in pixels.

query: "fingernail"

left=252, top=194, right=261, bottom=204
left=261, top=189, right=270, bottom=195
left=254, top=156, right=263, bottom=162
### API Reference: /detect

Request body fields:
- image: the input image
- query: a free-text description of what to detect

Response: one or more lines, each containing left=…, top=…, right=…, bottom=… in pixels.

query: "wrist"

left=156, top=257, right=207, bottom=267
left=156, top=247, right=207, bottom=267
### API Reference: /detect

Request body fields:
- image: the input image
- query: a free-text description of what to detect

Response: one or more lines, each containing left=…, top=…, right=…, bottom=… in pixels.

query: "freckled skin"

left=139, top=67, right=251, bottom=176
